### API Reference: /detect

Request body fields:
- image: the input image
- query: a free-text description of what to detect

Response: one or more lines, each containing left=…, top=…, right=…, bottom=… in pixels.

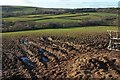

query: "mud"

left=2, top=33, right=120, bottom=79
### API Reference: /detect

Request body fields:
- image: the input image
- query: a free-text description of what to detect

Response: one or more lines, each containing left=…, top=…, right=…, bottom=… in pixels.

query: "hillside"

left=1, top=6, right=119, bottom=32
left=2, top=6, right=119, bottom=18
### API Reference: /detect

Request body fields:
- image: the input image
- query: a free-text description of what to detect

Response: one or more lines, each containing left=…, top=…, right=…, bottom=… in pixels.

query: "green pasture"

left=3, top=12, right=117, bottom=22
left=2, top=26, right=118, bottom=38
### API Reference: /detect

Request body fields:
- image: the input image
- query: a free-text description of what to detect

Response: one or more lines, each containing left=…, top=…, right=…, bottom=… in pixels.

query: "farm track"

left=2, top=33, right=120, bottom=79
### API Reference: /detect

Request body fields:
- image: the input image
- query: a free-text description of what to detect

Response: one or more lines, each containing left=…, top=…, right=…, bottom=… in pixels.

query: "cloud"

left=0, top=0, right=118, bottom=8
left=0, top=0, right=33, bottom=6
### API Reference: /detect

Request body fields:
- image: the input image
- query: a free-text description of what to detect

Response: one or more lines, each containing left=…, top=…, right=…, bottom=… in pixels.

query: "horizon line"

left=1, top=5, right=119, bottom=9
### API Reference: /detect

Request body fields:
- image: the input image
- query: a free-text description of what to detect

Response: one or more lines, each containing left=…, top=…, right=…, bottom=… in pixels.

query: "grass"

left=2, top=26, right=118, bottom=38
left=21, top=14, right=52, bottom=18
left=2, top=12, right=118, bottom=39
left=3, top=12, right=117, bottom=22
left=3, top=17, right=40, bottom=22
left=36, top=19, right=80, bottom=23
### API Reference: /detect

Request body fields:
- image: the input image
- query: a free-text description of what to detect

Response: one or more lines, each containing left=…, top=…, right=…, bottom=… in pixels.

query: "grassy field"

left=2, top=9, right=118, bottom=37
left=3, top=12, right=118, bottom=32
left=2, top=26, right=118, bottom=38
left=3, top=12, right=117, bottom=22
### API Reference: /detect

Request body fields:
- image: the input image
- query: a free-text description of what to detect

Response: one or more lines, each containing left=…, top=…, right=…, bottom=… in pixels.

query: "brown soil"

left=2, top=32, right=120, bottom=79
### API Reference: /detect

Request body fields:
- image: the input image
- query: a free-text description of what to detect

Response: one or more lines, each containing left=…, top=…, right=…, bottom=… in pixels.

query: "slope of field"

left=2, top=11, right=118, bottom=32
left=2, top=26, right=118, bottom=38
left=3, top=12, right=117, bottom=22
left=2, top=26, right=120, bottom=79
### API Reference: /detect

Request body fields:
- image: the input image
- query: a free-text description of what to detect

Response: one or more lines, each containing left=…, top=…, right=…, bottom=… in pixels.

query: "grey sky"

left=0, top=0, right=120, bottom=8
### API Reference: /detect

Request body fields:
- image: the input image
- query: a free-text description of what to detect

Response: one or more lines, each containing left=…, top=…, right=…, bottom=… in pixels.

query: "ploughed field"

left=2, top=27, right=120, bottom=79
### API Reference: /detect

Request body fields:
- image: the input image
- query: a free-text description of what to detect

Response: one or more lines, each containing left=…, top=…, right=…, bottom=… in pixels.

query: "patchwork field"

left=3, top=12, right=117, bottom=22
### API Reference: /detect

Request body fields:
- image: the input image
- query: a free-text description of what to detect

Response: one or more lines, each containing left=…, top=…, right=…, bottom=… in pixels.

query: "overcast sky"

left=0, top=0, right=120, bottom=8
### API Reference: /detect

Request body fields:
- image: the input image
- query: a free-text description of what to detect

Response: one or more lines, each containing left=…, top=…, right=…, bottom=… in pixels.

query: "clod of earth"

left=2, top=35, right=120, bottom=79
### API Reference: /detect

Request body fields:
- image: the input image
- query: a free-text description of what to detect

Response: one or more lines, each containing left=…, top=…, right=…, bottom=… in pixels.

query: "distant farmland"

left=2, top=6, right=118, bottom=32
